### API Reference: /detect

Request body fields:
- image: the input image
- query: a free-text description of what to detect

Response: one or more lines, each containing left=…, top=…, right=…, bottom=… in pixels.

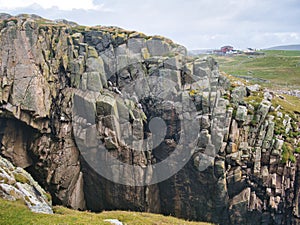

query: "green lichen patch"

left=14, top=173, right=30, bottom=184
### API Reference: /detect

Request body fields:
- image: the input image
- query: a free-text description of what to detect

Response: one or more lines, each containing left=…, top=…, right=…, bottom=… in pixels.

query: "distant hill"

left=265, top=44, right=300, bottom=51
left=188, top=49, right=214, bottom=56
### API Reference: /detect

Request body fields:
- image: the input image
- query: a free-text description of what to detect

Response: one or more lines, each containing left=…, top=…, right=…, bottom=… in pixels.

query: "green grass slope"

left=0, top=199, right=213, bottom=225
left=214, top=50, right=300, bottom=89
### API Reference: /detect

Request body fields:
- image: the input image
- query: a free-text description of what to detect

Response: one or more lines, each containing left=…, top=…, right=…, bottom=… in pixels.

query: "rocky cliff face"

left=0, top=14, right=300, bottom=225
left=0, top=155, right=52, bottom=214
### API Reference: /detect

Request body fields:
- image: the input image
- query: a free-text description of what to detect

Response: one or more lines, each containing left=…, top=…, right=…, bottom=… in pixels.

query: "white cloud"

left=0, top=0, right=104, bottom=11
left=264, top=32, right=300, bottom=45
left=0, top=0, right=299, bottom=49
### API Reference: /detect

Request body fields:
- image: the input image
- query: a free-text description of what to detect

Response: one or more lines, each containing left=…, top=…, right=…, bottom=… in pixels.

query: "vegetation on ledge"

left=221, top=70, right=300, bottom=164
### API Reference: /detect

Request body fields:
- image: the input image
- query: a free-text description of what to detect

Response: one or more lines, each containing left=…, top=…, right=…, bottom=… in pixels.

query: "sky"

left=0, top=0, right=299, bottom=50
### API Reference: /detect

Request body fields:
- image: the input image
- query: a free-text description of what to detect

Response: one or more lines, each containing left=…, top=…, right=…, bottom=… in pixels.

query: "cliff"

left=0, top=14, right=299, bottom=225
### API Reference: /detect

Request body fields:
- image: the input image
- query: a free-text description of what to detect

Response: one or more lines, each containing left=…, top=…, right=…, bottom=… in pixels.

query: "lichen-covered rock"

left=231, top=86, right=247, bottom=104
left=0, top=14, right=299, bottom=225
left=235, top=105, right=248, bottom=122
left=0, top=155, right=53, bottom=214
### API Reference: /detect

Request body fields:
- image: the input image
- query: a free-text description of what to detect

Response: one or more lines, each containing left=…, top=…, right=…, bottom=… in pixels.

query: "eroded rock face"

left=0, top=15, right=300, bottom=225
left=0, top=155, right=53, bottom=214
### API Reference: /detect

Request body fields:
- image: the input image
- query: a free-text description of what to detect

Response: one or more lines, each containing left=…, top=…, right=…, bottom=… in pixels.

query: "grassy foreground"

left=214, top=50, right=300, bottom=88
left=0, top=199, right=213, bottom=225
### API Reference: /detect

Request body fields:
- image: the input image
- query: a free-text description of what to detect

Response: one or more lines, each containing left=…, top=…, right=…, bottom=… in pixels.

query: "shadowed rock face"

left=0, top=14, right=300, bottom=225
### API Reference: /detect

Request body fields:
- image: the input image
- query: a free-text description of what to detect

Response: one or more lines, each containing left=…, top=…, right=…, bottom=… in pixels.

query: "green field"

left=0, top=199, right=212, bottom=225
left=214, top=50, right=300, bottom=89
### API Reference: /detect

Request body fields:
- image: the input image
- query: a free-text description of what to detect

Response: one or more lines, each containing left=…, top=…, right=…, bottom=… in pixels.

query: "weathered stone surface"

left=257, top=100, right=271, bottom=118
left=0, top=155, right=53, bottom=214
left=146, top=39, right=171, bottom=56
left=229, top=119, right=239, bottom=143
left=96, top=95, right=119, bottom=117
left=0, top=15, right=299, bottom=225
left=231, top=86, right=247, bottom=104
left=214, top=159, right=225, bottom=178
left=87, top=72, right=103, bottom=92
left=235, top=105, right=248, bottom=122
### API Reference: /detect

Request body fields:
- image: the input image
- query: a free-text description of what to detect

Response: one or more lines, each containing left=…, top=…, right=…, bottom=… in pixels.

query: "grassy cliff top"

left=214, top=50, right=300, bottom=89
